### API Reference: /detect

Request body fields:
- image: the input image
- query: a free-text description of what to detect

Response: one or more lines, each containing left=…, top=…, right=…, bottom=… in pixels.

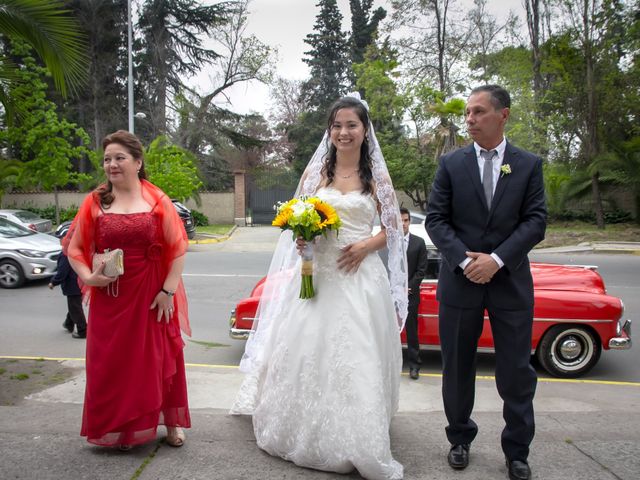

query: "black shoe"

left=62, top=322, right=73, bottom=333
left=72, top=331, right=86, bottom=339
left=506, top=459, right=531, bottom=480
left=409, top=367, right=419, bottom=380
left=447, top=444, right=469, bottom=470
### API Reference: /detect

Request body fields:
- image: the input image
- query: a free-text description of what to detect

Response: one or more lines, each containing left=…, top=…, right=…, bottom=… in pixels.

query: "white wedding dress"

left=231, top=187, right=403, bottom=480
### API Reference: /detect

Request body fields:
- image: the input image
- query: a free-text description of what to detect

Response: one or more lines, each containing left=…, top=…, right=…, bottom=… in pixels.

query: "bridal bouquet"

left=272, top=196, right=342, bottom=298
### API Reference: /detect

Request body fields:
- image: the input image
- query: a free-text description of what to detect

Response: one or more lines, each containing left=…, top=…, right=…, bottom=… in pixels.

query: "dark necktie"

left=481, top=149, right=497, bottom=208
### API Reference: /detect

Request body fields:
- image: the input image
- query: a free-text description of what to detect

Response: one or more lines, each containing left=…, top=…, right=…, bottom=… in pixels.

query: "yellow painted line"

left=185, top=362, right=239, bottom=369
left=188, top=236, right=230, bottom=245
left=3, top=356, right=639, bottom=387
left=0, top=355, right=85, bottom=362
left=402, top=372, right=640, bottom=387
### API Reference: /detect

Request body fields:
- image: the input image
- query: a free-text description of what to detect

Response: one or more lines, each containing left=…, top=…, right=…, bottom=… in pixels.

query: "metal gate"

left=248, top=186, right=296, bottom=224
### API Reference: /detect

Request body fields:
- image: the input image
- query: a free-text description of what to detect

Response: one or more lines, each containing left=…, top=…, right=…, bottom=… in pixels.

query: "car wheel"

left=0, top=259, right=26, bottom=288
left=536, top=325, right=601, bottom=378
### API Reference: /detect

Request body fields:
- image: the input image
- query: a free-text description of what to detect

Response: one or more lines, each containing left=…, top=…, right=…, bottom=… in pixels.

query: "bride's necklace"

left=336, top=169, right=359, bottom=179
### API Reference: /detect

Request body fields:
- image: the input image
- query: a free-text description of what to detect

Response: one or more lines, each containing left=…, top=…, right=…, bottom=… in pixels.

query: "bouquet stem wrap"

left=300, top=243, right=314, bottom=298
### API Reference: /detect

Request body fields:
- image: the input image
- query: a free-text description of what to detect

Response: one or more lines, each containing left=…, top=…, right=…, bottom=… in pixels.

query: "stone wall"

left=2, top=191, right=236, bottom=224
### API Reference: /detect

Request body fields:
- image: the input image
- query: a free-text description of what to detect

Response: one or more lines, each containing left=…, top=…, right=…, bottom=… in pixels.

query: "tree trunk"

left=591, top=174, right=604, bottom=228
left=583, top=0, right=604, bottom=228
left=526, top=0, right=547, bottom=157
left=54, top=187, right=60, bottom=226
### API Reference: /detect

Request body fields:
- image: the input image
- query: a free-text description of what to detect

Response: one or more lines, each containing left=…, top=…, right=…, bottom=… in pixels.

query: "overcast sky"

left=196, top=0, right=526, bottom=117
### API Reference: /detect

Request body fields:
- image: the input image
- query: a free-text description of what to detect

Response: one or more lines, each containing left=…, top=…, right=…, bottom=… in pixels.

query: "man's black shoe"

left=409, top=368, right=419, bottom=380
left=447, top=444, right=469, bottom=470
left=506, top=459, right=531, bottom=480
left=63, top=322, right=73, bottom=333
left=72, top=332, right=86, bottom=339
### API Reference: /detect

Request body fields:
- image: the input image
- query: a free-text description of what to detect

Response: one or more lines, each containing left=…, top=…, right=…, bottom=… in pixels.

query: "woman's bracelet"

left=161, top=287, right=175, bottom=297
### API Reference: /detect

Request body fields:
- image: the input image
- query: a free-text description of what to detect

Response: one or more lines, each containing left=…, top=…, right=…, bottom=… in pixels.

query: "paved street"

left=1, top=226, right=638, bottom=382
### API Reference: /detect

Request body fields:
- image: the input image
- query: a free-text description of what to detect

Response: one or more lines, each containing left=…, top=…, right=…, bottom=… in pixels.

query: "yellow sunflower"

left=272, top=207, right=293, bottom=227
left=310, top=198, right=341, bottom=229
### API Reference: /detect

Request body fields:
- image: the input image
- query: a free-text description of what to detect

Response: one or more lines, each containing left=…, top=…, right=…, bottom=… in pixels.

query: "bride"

left=231, top=93, right=408, bottom=480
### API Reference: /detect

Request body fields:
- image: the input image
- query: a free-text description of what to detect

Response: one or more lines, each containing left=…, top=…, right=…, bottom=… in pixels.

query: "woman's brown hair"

left=321, top=96, right=374, bottom=195
left=96, top=130, right=147, bottom=207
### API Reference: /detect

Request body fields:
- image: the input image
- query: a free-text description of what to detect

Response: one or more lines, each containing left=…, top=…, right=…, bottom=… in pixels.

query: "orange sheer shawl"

left=62, top=180, right=191, bottom=336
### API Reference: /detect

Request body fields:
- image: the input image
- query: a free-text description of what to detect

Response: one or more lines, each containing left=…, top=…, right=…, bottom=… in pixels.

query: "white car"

left=372, top=210, right=434, bottom=248
left=0, top=209, right=52, bottom=234
left=372, top=210, right=441, bottom=279
left=0, top=217, right=61, bottom=288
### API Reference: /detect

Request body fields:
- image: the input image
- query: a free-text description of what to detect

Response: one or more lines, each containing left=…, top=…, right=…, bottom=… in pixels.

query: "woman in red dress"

left=64, top=130, right=191, bottom=450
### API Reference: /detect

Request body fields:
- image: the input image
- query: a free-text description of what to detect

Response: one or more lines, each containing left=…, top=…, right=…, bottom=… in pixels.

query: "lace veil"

left=239, top=92, right=408, bottom=374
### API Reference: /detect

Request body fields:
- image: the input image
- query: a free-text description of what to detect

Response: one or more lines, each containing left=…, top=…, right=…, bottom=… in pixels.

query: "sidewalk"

left=1, top=363, right=639, bottom=480
left=194, top=226, right=640, bottom=255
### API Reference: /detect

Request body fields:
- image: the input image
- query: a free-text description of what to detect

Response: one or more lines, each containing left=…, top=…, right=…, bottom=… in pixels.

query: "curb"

left=533, top=243, right=640, bottom=255
left=188, top=225, right=237, bottom=245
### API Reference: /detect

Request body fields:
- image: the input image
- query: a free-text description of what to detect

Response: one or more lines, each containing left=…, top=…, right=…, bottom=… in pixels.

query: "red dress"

left=80, top=212, right=190, bottom=446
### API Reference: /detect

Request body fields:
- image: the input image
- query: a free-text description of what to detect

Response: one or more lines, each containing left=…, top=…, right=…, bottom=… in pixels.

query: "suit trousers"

left=67, top=295, right=87, bottom=335
left=439, top=301, right=537, bottom=461
left=405, top=301, right=421, bottom=369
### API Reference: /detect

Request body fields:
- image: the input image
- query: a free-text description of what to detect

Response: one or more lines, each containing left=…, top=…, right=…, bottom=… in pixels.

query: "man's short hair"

left=400, top=207, right=410, bottom=217
left=470, top=85, right=511, bottom=110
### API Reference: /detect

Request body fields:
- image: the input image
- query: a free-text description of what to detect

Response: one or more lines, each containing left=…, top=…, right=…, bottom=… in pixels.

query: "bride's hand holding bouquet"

left=272, top=196, right=342, bottom=298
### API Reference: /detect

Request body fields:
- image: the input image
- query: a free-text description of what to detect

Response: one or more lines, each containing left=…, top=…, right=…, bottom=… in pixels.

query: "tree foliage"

left=0, top=0, right=88, bottom=119
left=145, top=135, right=203, bottom=202
left=302, top=0, right=350, bottom=111
left=136, top=0, right=229, bottom=139
left=0, top=40, right=91, bottom=221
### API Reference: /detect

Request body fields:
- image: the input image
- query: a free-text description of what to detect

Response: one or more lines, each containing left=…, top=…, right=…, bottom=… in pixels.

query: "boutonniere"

left=500, top=164, right=512, bottom=177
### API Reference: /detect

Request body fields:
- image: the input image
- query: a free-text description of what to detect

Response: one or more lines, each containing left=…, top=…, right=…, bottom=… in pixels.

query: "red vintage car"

left=229, top=262, right=631, bottom=378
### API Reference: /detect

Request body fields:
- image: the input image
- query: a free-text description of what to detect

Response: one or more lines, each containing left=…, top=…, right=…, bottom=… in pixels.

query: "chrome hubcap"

left=559, top=338, right=581, bottom=360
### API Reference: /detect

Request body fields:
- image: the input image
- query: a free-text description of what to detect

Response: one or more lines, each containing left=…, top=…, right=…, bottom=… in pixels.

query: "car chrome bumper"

left=609, top=319, right=632, bottom=350
left=229, top=309, right=251, bottom=340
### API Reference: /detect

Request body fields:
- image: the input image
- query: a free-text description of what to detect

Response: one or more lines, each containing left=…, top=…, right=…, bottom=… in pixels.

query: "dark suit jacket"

left=425, top=142, right=547, bottom=310
left=50, top=253, right=81, bottom=296
left=407, top=233, right=428, bottom=307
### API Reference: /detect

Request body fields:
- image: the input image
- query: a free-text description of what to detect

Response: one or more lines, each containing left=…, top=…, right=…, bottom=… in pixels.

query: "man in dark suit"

left=425, top=85, right=546, bottom=480
left=49, top=236, right=87, bottom=339
left=400, top=207, right=428, bottom=380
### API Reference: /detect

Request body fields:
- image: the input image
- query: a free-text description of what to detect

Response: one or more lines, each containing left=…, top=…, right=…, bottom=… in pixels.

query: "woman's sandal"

left=166, top=427, right=185, bottom=448
left=118, top=444, right=132, bottom=452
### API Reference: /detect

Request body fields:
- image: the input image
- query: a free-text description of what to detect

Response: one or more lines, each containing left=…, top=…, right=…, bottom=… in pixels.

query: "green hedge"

left=549, top=209, right=633, bottom=224
left=190, top=209, right=209, bottom=226
left=11, top=205, right=79, bottom=223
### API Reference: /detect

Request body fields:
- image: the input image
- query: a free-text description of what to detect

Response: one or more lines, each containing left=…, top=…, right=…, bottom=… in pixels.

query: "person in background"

left=49, top=234, right=87, bottom=339
left=400, top=207, right=428, bottom=380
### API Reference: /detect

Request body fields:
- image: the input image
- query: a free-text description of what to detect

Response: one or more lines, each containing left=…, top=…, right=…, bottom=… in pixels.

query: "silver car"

left=0, top=209, right=52, bottom=233
left=0, top=217, right=61, bottom=288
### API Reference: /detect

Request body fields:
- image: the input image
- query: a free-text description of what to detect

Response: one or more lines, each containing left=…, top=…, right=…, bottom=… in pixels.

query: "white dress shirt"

left=458, top=138, right=507, bottom=272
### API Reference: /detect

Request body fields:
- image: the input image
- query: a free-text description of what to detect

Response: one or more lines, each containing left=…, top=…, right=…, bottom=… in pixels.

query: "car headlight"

left=17, top=249, right=47, bottom=258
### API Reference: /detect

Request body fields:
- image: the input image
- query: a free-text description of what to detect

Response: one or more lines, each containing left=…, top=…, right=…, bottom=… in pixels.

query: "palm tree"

left=0, top=0, right=87, bottom=108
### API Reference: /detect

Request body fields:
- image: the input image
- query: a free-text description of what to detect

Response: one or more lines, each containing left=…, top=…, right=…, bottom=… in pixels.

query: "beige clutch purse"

left=93, top=248, right=124, bottom=278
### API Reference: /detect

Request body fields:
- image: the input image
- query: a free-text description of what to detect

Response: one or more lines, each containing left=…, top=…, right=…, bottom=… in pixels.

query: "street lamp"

left=128, top=0, right=134, bottom=133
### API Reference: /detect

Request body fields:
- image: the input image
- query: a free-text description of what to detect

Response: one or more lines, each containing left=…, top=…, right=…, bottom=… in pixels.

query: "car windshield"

left=13, top=210, right=40, bottom=221
left=0, top=218, right=35, bottom=237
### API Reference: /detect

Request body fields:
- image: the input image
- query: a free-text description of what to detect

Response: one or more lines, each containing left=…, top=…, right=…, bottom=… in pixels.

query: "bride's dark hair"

left=321, top=97, right=374, bottom=195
